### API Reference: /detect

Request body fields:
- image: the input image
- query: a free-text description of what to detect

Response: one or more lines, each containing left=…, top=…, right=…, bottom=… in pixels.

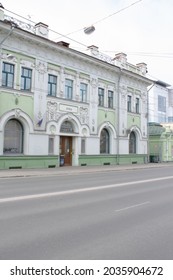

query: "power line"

left=3, top=1, right=144, bottom=48
left=57, top=0, right=143, bottom=38
left=93, top=0, right=143, bottom=25
left=3, top=7, right=88, bottom=48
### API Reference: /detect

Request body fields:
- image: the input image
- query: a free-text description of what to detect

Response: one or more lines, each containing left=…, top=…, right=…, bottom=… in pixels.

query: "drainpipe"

left=147, top=82, right=156, bottom=163
left=117, top=68, right=122, bottom=165
left=0, top=23, right=16, bottom=46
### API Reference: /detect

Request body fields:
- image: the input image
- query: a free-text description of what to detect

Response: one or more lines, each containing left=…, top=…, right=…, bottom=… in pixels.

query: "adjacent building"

left=0, top=7, right=152, bottom=169
left=148, top=81, right=173, bottom=162
left=148, top=80, right=172, bottom=123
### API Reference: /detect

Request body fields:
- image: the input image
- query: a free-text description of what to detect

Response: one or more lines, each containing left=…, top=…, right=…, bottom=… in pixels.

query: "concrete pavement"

left=0, top=162, right=173, bottom=178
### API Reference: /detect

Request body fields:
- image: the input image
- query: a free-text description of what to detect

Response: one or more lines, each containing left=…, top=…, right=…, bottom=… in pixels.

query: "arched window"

left=60, top=121, right=74, bottom=133
left=4, top=119, right=24, bottom=154
left=129, top=131, right=136, bottom=154
left=100, top=128, right=109, bottom=154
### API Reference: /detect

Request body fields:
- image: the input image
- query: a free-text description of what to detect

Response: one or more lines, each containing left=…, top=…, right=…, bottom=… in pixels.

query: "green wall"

left=98, top=109, right=116, bottom=127
left=127, top=114, right=140, bottom=128
left=0, top=92, right=33, bottom=118
left=0, top=156, right=59, bottom=169
left=79, top=154, right=147, bottom=166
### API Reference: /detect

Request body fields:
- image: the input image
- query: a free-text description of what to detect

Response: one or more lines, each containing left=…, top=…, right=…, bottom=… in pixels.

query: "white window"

left=80, top=83, right=87, bottom=102
left=98, top=88, right=104, bottom=106
left=48, top=137, right=54, bottom=154
left=65, top=79, right=73, bottom=99
left=81, top=138, right=86, bottom=154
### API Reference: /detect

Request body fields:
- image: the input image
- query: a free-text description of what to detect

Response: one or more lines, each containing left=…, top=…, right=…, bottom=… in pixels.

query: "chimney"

left=136, top=62, right=148, bottom=75
left=87, top=45, right=99, bottom=55
left=114, top=52, right=127, bottom=65
left=57, top=41, right=70, bottom=47
left=35, top=22, right=49, bottom=38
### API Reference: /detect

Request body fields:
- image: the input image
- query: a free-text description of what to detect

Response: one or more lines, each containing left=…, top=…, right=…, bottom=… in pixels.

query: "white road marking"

left=115, top=201, right=150, bottom=212
left=0, top=175, right=173, bottom=204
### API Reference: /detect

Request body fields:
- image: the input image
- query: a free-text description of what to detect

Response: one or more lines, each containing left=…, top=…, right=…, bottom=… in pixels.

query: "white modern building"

left=148, top=80, right=172, bottom=123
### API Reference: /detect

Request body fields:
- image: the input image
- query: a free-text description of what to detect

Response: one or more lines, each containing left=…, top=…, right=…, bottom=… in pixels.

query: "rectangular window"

left=158, top=113, right=166, bottom=123
left=127, top=95, right=132, bottom=112
left=48, top=74, right=57, bottom=96
left=98, top=88, right=104, bottom=106
left=108, top=90, right=113, bottom=108
left=65, top=79, right=73, bottom=99
left=168, top=117, right=173, bottom=122
left=80, top=83, right=87, bottom=102
left=48, top=137, right=54, bottom=154
left=21, top=67, right=32, bottom=91
left=2, top=62, right=14, bottom=88
left=81, top=138, right=86, bottom=154
left=158, top=95, right=166, bottom=112
left=135, top=97, right=140, bottom=113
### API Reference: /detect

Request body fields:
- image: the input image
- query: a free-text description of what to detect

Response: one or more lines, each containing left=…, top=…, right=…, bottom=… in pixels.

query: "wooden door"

left=60, top=136, right=72, bottom=166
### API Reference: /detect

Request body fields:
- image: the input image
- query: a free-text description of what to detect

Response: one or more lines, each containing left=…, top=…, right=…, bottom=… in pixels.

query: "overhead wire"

left=5, top=2, right=173, bottom=59
left=55, top=0, right=143, bottom=38
left=2, top=2, right=172, bottom=83
left=4, top=7, right=88, bottom=48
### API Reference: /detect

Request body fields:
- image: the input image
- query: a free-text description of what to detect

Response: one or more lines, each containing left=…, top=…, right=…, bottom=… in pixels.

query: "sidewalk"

left=0, top=162, right=172, bottom=179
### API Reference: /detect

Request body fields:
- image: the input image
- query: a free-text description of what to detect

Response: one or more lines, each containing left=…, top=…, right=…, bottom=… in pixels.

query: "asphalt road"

left=0, top=166, right=173, bottom=260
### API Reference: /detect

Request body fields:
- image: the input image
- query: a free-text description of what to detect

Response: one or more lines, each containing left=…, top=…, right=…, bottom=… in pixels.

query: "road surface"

left=0, top=165, right=173, bottom=259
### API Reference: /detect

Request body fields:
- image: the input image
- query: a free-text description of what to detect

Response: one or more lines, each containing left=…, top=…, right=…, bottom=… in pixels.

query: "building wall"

left=148, top=82, right=170, bottom=123
left=0, top=18, right=151, bottom=168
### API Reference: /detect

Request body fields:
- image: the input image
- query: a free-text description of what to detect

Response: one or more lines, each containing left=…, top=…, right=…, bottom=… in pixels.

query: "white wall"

left=86, top=136, right=100, bottom=154
left=28, top=134, right=48, bottom=155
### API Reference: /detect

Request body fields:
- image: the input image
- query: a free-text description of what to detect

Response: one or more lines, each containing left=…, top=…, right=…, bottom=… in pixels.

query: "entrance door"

left=60, top=136, right=72, bottom=166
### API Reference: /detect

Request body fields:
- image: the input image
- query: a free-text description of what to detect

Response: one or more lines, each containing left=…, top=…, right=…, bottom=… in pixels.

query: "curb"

left=0, top=163, right=173, bottom=179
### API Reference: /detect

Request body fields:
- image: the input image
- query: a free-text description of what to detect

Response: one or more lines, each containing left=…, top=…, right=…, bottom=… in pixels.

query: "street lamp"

left=84, top=25, right=95, bottom=35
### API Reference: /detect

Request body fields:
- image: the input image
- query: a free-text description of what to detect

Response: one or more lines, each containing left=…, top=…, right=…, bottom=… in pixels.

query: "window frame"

left=127, top=95, right=132, bottom=112
left=158, top=95, right=166, bottom=112
left=108, top=90, right=113, bottom=108
left=21, top=67, right=32, bottom=91
left=2, top=62, right=14, bottom=88
left=80, top=82, right=87, bottom=102
left=3, top=119, right=24, bottom=154
left=48, top=137, right=54, bottom=154
left=135, top=97, right=140, bottom=113
left=98, top=87, right=104, bottom=107
left=48, top=74, right=57, bottom=97
left=81, top=138, right=86, bottom=154
left=129, top=131, right=136, bottom=154
left=100, top=128, right=110, bottom=154
left=65, top=79, right=73, bottom=100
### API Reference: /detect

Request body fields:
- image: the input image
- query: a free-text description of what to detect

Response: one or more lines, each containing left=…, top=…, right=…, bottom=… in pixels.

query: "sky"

left=2, top=0, right=173, bottom=85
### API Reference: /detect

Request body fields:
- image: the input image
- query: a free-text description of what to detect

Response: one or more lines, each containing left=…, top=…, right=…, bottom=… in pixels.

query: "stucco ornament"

left=47, top=101, right=60, bottom=121
left=82, top=128, right=87, bottom=136
left=35, top=62, right=47, bottom=74
left=90, top=78, right=98, bottom=88
left=50, top=125, right=56, bottom=134
left=15, top=109, right=21, bottom=118
left=80, top=107, right=89, bottom=124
